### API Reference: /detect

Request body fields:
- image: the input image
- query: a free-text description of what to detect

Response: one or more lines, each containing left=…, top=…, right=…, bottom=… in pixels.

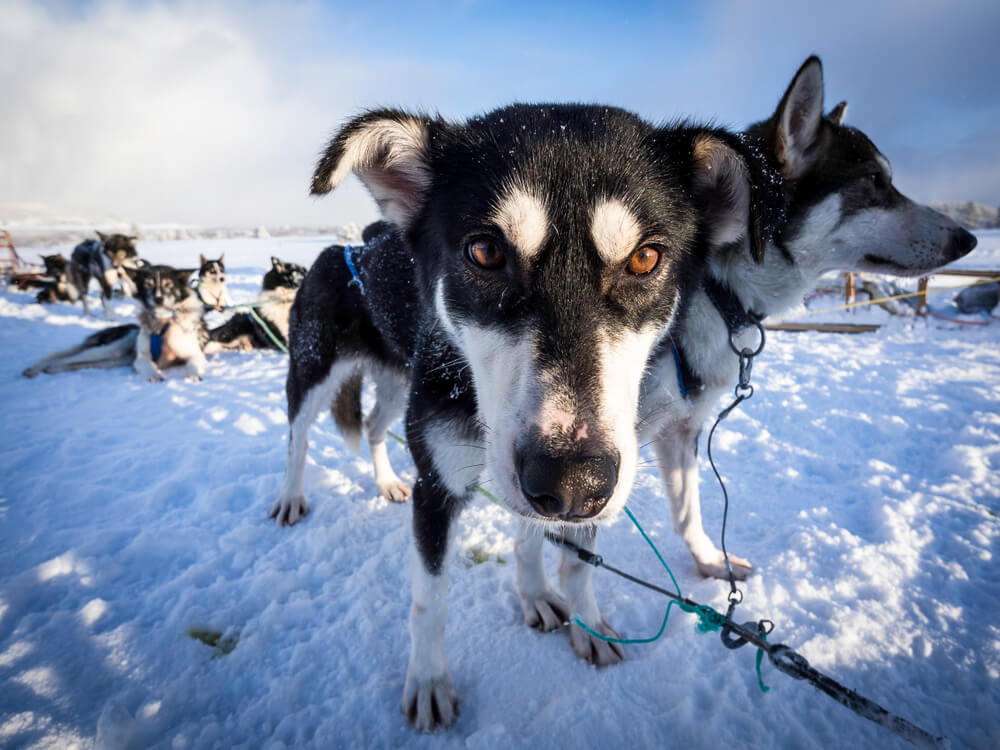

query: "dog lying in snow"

left=273, top=104, right=767, bottom=729
left=22, top=264, right=209, bottom=382
left=67, top=232, right=142, bottom=319
left=203, top=257, right=306, bottom=353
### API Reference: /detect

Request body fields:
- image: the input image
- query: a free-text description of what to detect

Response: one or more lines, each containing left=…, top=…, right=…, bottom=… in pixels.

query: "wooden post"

left=844, top=272, right=856, bottom=312
left=917, top=276, right=929, bottom=316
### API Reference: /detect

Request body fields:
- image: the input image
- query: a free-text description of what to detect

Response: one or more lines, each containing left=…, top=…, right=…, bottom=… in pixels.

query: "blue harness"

left=671, top=342, right=689, bottom=399
left=343, top=245, right=365, bottom=295
left=150, top=324, right=169, bottom=361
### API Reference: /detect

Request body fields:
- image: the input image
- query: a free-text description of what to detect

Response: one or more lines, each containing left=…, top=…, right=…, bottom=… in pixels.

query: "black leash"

left=545, top=532, right=948, bottom=750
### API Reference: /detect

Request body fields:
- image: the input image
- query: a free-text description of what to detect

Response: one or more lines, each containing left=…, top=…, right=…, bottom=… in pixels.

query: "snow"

left=1, top=233, right=999, bottom=749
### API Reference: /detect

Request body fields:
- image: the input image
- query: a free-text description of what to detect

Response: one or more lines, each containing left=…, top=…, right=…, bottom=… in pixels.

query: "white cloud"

left=0, top=1, right=391, bottom=226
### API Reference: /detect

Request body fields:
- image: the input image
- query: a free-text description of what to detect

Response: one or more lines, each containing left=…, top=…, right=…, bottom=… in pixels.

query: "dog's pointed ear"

left=311, top=109, right=435, bottom=231
left=270, top=256, right=285, bottom=272
left=827, top=101, right=848, bottom=126
left=199, top=254, right=207, bottom=267
left=691, top=135, right=764, bottom=262
left=218, top=253, right=224, bottom=265
left=96, top=230, right=108, bottom=242
left=774, top=56, right=825, bottom=178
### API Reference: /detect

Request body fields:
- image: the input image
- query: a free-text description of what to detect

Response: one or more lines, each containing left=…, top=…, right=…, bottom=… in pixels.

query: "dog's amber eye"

left=466, top=238, right=505, bottom=270
left=627, top=246, right=660, bottom=275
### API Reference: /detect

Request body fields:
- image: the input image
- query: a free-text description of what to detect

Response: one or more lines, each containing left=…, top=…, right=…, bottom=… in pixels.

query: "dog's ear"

left=311, top=109, right=435, bottom=231
left=199, top=254, right=207, bottom=267
left=773, top=55, right=825, bottom=178
left=175, top=269, right=196, bottom=287
left=270, top=256, right=285, bottom=272
left=96, top=230, right=108, bottom=242
left=691, top=134, right=764, bottom=262
left=827, top=101, right=847, bottom=126
left=218, top=254, right=224, bottom=266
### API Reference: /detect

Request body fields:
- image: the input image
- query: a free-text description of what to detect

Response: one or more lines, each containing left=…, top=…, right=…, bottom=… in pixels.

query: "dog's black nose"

left=950, top=228, right=977, bottom=261
left=518, top=451, right=619, bottom=521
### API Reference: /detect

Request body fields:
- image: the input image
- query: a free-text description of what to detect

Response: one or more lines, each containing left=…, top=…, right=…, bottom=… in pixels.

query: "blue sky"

left=2, top=0, right=997, bottom=226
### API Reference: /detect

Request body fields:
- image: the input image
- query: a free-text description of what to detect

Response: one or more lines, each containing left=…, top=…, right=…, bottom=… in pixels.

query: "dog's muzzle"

left=516, top=443, right=619, bottom=521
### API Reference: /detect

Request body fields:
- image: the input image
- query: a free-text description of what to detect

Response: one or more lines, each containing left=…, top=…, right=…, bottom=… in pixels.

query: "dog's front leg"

left=132, top=331, right=164, bottom=383
left=402, top=477, right=462, bottom=731
left=514, top=520, right=569, bottom=631
left=557, top=525, right=625, bottom=665
left=653, top=424, right=752, bottom=579
left=184, top=350, right=208, bottom=382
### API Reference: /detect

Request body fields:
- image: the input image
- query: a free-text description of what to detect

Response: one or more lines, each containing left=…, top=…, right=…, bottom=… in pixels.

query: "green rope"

left=245, top=306, right=288, bottom=354
left=572, top=505, right=769, bottom=691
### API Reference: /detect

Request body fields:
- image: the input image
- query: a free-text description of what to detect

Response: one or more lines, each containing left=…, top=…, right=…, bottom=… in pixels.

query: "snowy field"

left=1, top=232, right=998, bottom=750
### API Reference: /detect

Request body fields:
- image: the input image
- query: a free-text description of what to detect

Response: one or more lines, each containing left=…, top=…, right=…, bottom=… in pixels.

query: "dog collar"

left=702, top=275, right=763, bottom=335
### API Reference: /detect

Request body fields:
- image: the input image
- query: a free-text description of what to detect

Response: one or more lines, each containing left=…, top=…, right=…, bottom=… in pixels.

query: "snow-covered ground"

left=1, top=233, right=998, bottom=750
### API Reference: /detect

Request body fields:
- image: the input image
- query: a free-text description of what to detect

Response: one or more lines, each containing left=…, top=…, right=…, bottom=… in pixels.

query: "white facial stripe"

left=591, top=199, right=642, bottom=265
left=456, top=322, right=537, bottom=516
left=434, top=279, right=458, bottom=339
left=592, top=325, right=659, bottom=520
left=492, top=187, right=548, bottom=260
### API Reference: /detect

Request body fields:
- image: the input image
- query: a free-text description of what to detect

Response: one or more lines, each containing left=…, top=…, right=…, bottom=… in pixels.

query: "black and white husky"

left=22, top=265, right=208, bottom=382
left=203, top=257, right=306, bottom=352
left=67, top=232, right=141, bottom=319
left=193, top=254, right=233, bottom=312
left=273, top=105, right=763, bottom=729
left=636, top=56, right=978, bottom=580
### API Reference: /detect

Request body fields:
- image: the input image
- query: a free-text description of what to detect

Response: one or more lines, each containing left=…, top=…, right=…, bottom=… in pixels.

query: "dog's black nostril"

left=518, top=451, right=619, bottom=520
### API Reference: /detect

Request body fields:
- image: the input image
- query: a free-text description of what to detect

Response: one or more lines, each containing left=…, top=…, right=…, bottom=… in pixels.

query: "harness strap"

left=670, top=336, right=702, bottom=398
left=702, top=274, right=763, bottom=335
left=343, top=245, right=365, bottom=295
left=150, top=323, right=169, bottom=362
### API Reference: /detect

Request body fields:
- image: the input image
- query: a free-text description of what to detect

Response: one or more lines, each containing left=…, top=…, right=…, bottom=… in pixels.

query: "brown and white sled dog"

left=275, top=105, right=763, bottom=729
left=637, top=56, right=977, bottom=580
left=22, top=265, right=209, bottom=382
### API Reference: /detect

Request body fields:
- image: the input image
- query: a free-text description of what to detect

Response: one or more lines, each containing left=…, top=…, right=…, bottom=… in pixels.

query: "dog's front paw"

left=147, top=374, right=165, bottom=383
left=269, top=495, right=308, bottom=526
left=185, top=374, right=203, bottom=383
left=569, top=617, right=625, bottom=666
left=22, top=367, right=39, bottom=379
left=401, top=672, right=458, bottom=732
left=693, top=550, right=753, bottom=581
left=376, top=476, right=412, bottom=503
left=520, top=589, right=570, bottom=632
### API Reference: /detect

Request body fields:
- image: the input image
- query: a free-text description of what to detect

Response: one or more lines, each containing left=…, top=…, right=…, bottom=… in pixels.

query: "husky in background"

left=203, top=256, right=306, bottom=353
left=274, top=104, right=762, bottom=729
left=67, top=232, right=141, bottom=319
left=193, top=254, right=233, bottom=312
left=22, top=264, right=208, bottom=382
left=636, top=56, right=977, bottom=580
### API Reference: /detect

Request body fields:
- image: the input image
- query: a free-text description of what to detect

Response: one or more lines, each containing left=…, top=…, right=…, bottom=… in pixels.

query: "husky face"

left=313, top=106, right=752, bottom=524
left=97, top=231, right=139, bottom=269
left=128, top=265, right=195, bottom=321
left=262, top=257, right=307, bottom=292
left=749, top=56, right=976, bottom=276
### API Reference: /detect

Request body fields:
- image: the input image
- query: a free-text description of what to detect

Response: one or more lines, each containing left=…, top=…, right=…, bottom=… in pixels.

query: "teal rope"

left=572, top=505, right=769, bottom=691
left=245, top=306, right=288, bottom=354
